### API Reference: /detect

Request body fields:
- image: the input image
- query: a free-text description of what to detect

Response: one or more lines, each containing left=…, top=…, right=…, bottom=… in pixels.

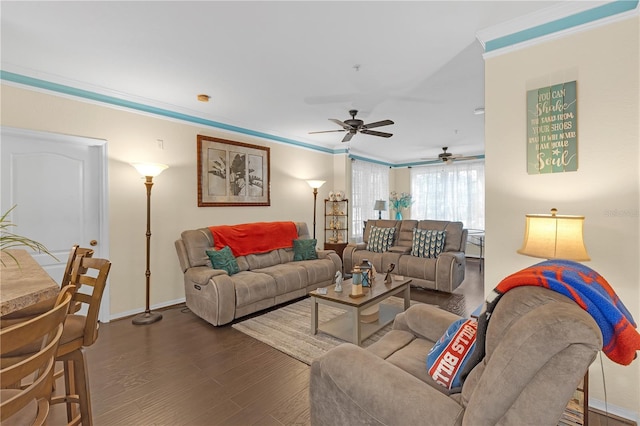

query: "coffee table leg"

left=311, top=297, right=318, bottom=335
left=403, top=284, right=410, bottom=310
left=352, top=308, right=361, bottom=345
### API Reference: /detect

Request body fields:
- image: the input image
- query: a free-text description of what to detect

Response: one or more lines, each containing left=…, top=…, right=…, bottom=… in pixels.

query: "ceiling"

left=1, top=1, right=613, bottom=165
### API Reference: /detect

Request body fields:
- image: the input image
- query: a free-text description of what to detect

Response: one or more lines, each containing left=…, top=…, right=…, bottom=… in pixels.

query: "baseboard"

left=589, top=398, right=639, bottom=425
left=108, top=297, right=187, bottom=322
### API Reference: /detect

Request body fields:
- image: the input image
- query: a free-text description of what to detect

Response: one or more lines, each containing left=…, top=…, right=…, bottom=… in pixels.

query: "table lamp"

left=374, top=200, right=387, bottom=220
left=517, top=208, right=590, bottom=261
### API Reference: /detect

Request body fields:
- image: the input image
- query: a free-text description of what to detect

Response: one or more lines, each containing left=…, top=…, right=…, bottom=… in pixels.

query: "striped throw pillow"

left=411, top=229, right=446, bottom=258
left=366, top=226, right=396, bottom=253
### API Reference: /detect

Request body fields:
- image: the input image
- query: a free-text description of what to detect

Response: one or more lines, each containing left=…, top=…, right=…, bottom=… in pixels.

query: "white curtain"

left=351, top=160, right=389, bottom=241
left=410, top=160, right=485, bottom=230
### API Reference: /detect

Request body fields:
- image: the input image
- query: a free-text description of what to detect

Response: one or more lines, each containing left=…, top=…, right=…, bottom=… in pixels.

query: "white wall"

left=1, top=84, right=336, bottom=318
left=485, top=17, right=639, bottom=418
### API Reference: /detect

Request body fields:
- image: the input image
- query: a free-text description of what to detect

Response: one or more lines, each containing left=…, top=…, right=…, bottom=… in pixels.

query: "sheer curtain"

left=411, top=160, right=485, bottom=230
left=351, top=160, right=389, bottom=241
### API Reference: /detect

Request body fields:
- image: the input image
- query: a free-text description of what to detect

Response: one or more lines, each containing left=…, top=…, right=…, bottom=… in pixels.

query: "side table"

left=324, top=242, right=347, bottom=260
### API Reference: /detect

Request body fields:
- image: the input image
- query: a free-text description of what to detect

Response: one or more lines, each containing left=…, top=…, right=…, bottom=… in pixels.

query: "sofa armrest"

left=317, top=250, right=343, bottom=273
left=435, top=251, right=466, bottom=292
left=184, top=265, right=228, bottom=285
left=393, top=304, right=463, bottom=342
left=316, top=249, right=333, bottom=258
left=310, top=344, right=464, bottom=426
left=183, top=266, right=236, bottom=326
left=343, top=242, right=366, bottom=272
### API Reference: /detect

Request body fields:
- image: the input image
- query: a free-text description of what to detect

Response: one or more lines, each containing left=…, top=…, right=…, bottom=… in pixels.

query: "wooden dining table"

left=0, top=249, right=60, bottom=316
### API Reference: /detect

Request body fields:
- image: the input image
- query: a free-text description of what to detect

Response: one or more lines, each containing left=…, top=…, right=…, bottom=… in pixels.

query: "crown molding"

left=477, top=0, right=638, bottom=54
left=0, top=70, right=337, bottom=156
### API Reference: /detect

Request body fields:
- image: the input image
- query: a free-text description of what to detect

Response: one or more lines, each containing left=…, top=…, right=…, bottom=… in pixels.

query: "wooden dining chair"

left=0, top=286, right=74, bottom=426
left=51, top=255, right=111, bottom=426
left=62, top=246, right=94, bottom=314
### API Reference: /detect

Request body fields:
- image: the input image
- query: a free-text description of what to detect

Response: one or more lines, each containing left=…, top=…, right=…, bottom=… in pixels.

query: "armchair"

left=310, top=286, right=602, bottom=425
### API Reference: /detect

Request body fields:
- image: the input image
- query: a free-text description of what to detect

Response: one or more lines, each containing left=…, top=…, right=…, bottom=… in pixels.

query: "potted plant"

left=1, top=205, right=55, bottom=266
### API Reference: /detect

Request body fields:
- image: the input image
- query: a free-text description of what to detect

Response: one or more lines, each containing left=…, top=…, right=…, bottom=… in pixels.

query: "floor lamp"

left=306, top=180, right=325, bottom=239
left=131, top=162, right=168, bottom=325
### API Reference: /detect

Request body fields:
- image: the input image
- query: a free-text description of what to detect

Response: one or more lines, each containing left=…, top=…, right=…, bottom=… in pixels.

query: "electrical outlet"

left=156, top=139, right=164, bottom=149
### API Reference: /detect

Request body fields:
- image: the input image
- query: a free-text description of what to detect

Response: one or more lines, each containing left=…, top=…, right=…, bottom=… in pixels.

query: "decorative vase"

left=395, top=211, right=403, bottom=220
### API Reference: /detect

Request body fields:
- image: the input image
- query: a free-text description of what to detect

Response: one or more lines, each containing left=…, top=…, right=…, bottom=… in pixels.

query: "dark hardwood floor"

left=47, top=258, right=631, bottom=426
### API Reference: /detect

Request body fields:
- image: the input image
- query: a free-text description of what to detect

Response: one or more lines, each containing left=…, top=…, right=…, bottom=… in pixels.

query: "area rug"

left=232, top=296, right=413, bottom=365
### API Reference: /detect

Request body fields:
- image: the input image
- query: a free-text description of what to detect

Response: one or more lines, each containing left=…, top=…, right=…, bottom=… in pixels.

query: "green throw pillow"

left=206, top=246, right=240, bottom=275
left=366, top=226, right=396, bottom=253
left=411, top=229, right=446, bottom=258
left=293, top=238, right=318, bottom=261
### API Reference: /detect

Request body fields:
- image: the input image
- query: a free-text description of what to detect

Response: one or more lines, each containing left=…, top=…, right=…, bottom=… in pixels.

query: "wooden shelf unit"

left=324, top=198, right=349, bottom=257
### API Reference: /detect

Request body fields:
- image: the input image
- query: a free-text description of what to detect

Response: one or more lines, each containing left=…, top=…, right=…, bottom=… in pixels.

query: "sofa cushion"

left=206, top=246, right=240, bottom=275
left=293, top=238, right=318, bottom=261
left=364, top=220, right=402, bottom=245
left=233, top=271, right=278, bottom=307
left=366, top=226, right=396, bottom=253
left=398, top=255, right=437, bottom=282
left=411, top=229, right=446, bottom=258
left=181, top=229, right=214, bottom=267
left=254, top=263, right=309, bottom=294
left=246, top=250, right=282, bottom=270
left=384, top=337, right=453, bottom=395
left=396, top=220, right=419, bottom=248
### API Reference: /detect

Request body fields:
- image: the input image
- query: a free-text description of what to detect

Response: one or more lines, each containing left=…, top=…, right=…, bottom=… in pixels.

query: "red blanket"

left=209, top=221, right=299, bottom=257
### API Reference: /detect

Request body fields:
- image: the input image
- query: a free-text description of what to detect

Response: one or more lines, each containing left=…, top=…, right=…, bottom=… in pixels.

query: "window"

left=351, top=160, right=389, bottom=241
left=411, top=161, right=485, bottom=230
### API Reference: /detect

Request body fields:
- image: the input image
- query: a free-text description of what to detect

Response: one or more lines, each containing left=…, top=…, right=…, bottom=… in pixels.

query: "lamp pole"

left=132, top=176, right=162, bottom=325
left=131, top=162, right=168, bottom=325
left=312, top=187, right=319, bottom=239
left=306, top=180, right=325, bottom=240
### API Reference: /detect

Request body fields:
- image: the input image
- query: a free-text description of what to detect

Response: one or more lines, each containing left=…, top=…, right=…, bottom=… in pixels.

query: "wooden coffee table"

left=309, top=275, right=411, bottom=346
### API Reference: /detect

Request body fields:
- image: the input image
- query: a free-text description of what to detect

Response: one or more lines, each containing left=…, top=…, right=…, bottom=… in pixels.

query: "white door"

left=0, top=127, right=110, bottom=322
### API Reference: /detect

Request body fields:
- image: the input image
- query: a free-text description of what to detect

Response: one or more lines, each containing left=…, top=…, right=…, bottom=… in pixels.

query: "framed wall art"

left=526, top=80, right=578, bottom=174
left=197, top=135, right=270, bottom=207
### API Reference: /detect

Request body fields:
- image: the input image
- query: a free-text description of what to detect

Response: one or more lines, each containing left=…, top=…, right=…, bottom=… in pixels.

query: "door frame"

left=1, top=126, right=111, bottom=322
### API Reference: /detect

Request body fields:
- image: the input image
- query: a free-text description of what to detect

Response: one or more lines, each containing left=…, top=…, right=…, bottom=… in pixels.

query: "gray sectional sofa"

left=343, top=219, right=468, bottom=293
left=175, top=222, right=342, bottom=326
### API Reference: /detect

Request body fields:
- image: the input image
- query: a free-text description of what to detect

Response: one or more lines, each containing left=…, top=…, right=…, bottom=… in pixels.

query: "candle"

left=352, top=283, right=363, bottom=296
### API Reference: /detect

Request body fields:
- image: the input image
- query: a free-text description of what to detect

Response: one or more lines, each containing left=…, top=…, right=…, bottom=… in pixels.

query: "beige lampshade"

left=374, top=200, right=387, bottom=211
left=517, top=208, right=590, bottom=261
left=306, top=180, right=325, bottom=189
left=131, top=162, right=168, bottom=177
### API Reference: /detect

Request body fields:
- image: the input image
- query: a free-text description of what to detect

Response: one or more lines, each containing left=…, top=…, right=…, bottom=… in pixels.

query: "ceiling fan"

left=309, top=109, right=394, bottom=143
left=424, top=147, right=483, bottom=164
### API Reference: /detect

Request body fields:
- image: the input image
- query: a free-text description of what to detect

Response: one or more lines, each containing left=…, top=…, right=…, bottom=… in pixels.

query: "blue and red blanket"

left=462, top=260, right=640, bottom=382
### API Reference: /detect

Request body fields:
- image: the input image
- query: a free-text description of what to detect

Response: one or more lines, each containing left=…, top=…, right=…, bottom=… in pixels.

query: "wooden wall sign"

left=526, top=80, right=578, bottom=174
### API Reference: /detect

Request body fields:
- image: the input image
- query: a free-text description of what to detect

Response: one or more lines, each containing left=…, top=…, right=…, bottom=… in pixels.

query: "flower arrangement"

left=389, top=191, right=413, bottom=219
